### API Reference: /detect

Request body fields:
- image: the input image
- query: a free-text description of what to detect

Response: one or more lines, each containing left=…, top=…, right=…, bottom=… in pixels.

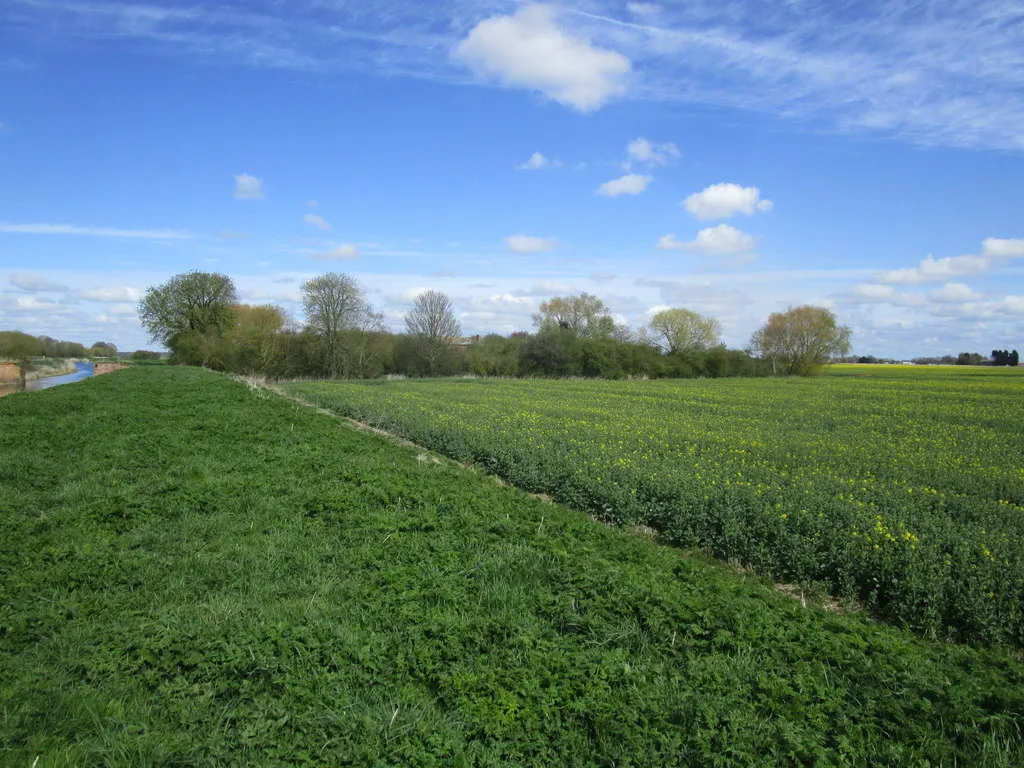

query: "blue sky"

left=1, top=0, right=1022, bottom=357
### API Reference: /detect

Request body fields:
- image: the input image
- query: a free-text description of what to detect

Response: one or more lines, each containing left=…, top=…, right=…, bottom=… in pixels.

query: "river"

left=0, top=361, right=95, bottom=397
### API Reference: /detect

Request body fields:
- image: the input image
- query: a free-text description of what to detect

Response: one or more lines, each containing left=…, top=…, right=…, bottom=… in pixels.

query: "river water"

left=0, top=361, right=95, bottom=397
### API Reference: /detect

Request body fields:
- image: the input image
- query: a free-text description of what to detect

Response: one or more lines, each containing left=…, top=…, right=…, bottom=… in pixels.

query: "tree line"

left=137, top=270, right=853, bottom=380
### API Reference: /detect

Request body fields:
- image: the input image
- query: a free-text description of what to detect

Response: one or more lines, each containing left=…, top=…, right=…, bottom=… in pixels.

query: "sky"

left=0, top=0, right=1022, bottom=358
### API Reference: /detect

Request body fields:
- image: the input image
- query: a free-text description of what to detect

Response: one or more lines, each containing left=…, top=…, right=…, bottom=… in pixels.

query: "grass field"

left=1, top=366, right=1022, bottom=764
left=283, top=364, right=1024, bottom=647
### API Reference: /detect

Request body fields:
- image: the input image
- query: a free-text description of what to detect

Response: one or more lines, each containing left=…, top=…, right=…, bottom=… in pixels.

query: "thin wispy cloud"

left=304, top=214, right=331, bottom=231
left=0, top=222, right=192, bottom=239
left=6, top=1, right=1021, bottom=148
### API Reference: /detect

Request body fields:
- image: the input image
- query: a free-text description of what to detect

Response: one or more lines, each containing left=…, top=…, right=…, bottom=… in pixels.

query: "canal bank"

left=0, top=361, right=130, bottom=397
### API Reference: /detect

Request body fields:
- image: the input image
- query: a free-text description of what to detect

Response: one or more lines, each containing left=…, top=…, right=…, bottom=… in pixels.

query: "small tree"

left=138, top=271, right=238, bottom=357
left=533, top=293, right=614, bottom=339
left=749, top=305, right=851, bottom=376
left=300, top=273, right=382, bottom=378
left=404, top=290, right=462, bottom=376
left=649, top=308, right=722, bottom=356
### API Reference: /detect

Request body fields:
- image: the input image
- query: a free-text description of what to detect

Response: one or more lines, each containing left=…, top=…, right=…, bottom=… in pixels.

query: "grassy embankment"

left=282, top=365, right=1024, bottom=647
left=2, top=366, right=1023, bottom=765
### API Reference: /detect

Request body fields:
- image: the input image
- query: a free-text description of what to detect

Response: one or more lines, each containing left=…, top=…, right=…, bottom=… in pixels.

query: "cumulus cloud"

left=304, top=214, right=332, bottom=231
left=982, top=237, right=1024, bottom=258
left=518, top=151, right=561, bottom=170
left=930, top=282, right=983, bottom=303
left=682, top=183, right=773, bottom=220
left=596, top=173, right=652, bottom=197
left=852, top=283, right=897, bottom=301
left=875, top=254, right=991, bottom=284
left=77, top=286, right=143, bottom=302
left=312, top=244, right=359, bottom=260
left=234, top=173, right=265, bottom=200
left=506, top=234, right=557, bottom=253
left=656, top=224, right=755, bottom=256
left=452, top=4, right=631, bottom=112
left=10, top=274, right=69, bottom=292
left=627, top=138, right=679, bottom=166
left=999, top=296, right=1024, bottom=314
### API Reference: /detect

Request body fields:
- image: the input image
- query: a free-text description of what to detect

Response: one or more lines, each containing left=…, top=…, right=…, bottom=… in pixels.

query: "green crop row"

left=283, top=365, right=1024, bottom=646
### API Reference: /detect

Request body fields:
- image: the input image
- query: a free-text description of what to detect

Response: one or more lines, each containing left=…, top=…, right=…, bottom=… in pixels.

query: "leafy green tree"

left=0, top=331, right=44, bottom=384
left=956, top=352, right=985, bottom=366
left=749, top=305, right=851, bottom=376
left=649, top=308, right=722, bottom=356
left=533, top=293, right=614, bottom=339
left=138, top=271, right=238, bottom=352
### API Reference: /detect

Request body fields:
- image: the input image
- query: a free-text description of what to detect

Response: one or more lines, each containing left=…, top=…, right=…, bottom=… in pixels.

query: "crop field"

left=3, top=366, right=1024, bottom=764
left=283, top=364, right=1024, bottom=647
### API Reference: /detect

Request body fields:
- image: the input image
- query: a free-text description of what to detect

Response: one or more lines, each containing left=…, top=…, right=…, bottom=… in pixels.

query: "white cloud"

left=108, top=303, right=138, bottom=316
left=930, top=282, right=983, bottom=303
left=999, top=296, right=1024, bottom=314
left=853, top=283, right=897, bottom=301
left=234, top=173, right=265, bottom=200
left=627, top=3, right=661, bottom=15
left=596, top=173, right=652, bottom=197
left=656, top=225, right=755, bottom=256
left=312, top=244, right=360, bottom=260
left=14, top=0, right=1024, bottom=151
left=982, top=237, right=1024, bottom=258
left=219, top=230, right=246, bottom=239
left=0, top=295, right=60, bottom=311
left=10, top=274, right=69, bottom=292
left=77, top=286, right=143, bottom=302
left=506, top=234, right=557, bottom=253
left=518, top=151, right=557, bottom=170
left=306, top=199, right=320, bottom=208
left=683, top=183, right=773, bottom=220
left=452, top=4, right=631, bottom=112
left=304, top=214, right=332, bottom=231
left=0, top=222, right=191, bottom=239
left=875, top=254, right=991, bottom=285
left=627, top=137, right=679, bottom=166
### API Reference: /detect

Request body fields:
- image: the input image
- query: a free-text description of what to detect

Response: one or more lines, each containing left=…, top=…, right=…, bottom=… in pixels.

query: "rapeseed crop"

left=285, top=364, right=1024, bottom=646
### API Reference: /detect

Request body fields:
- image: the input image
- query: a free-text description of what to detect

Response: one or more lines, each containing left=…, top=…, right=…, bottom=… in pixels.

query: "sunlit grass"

left=2, top=366, right=1022, bottom=764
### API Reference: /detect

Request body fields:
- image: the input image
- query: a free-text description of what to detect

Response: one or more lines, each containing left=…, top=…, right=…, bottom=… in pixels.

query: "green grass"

left=2, top=366, right=1023, bottom=765
left=281, top=366, right=1024, bottom=647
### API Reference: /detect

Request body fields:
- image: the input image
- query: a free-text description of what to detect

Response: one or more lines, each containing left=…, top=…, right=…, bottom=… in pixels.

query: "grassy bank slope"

left=282, top=369, right=1024, bottom=646
left=2, top=367, right=1022, bottom=766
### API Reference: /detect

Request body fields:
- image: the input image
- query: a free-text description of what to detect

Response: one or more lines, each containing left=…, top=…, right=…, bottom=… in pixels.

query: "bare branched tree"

left=301, top=272, right=379, bottom=377
left=404, top=290, right=462, bottom=376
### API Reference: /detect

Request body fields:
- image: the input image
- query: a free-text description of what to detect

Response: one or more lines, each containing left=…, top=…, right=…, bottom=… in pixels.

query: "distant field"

left=3, top=366, right=1024, bottom=764
left=284, top=364, right=1024, bottom=646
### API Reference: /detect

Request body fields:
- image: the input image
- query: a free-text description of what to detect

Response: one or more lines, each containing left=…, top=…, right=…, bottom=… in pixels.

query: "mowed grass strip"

left=1, top=366, right=1022, bottom=766
left=282, top=366, right=1024, bottom=646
